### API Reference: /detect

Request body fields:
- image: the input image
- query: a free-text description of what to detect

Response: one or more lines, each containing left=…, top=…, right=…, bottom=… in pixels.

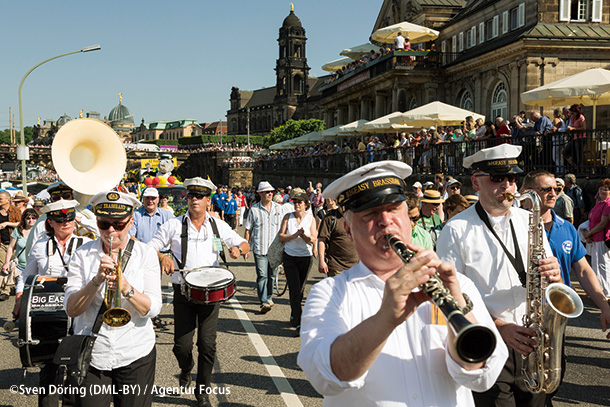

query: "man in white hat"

left=65, top=191, right=161, bottom=406
left=412, top=181, right=423, bottom=198
left=244, top=181, right=283, bottom=314
left=129, top=187, right=174, bottom=243
left=298, top=160, right=507, bottom=406
left=147, top=177, right=249, bottom=407
left=437, top=144, right=562, bottom=406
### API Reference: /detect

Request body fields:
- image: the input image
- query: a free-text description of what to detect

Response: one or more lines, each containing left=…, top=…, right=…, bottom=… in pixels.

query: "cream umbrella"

left=340, top=43, right=380, bottom=60
left=321, top=57, right=353, bottom=72
left=320, top=124, right=344, bottom=137
left=371, top=21, right=439, bottom=45
left=361, top=112, right=414, bottom=133
left=390, top=101, right=484, bottom=127
left=338, top=119, right=369, bottom=135
left=521, top=67, right=610, bottom=128
left=269, top=139, right=298, bottom=150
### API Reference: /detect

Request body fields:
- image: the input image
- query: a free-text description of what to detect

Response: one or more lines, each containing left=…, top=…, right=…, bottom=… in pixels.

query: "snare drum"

left=182, top=267, right=236, bottom=305
left=18, top=275, right=70, bottom=367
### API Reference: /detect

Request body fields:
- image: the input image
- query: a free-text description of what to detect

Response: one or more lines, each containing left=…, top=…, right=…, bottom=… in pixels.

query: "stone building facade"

left=130, top=119, right=202, bottom=142
left=226, top=6, right=327, bottom=136
left=321, top=0, right=610, bottom=128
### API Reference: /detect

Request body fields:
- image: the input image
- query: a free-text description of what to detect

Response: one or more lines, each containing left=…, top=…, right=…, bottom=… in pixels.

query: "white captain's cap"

left=183, top=177, right=217, bottom=195
left=463, top=144, right=523, bottom=174
left=41, top=199, right=80, bottom=222
left=89, top=191, right=141, bottom=218
left=323, top=160, right=412, bottom=213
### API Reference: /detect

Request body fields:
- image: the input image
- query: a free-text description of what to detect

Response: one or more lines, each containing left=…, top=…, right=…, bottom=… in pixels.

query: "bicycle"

left=274, top=264, right=288, bottom=297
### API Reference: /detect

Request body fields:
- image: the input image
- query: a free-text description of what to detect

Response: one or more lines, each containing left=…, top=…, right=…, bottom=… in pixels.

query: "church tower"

left=275, top=4, right=310, bottom=108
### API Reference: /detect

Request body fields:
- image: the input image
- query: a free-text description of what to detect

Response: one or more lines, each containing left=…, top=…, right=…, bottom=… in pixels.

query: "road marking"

left=229, top=298, right=304, bottom=407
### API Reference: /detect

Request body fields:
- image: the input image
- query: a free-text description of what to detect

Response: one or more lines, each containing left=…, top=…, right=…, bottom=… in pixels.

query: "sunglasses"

left=25, top=216, right=37, bottom=220
left=475, top=173, right=519, bottom=183
left=449, top=185, right=460, bottom=190
left=409, top=215, right=420, bottom=223
left=536, top=186, right=561, bottom=194
left=50, top=218, right=75, bottom=224
left=97, top=219, right=130, bottom=231
left=50, top=192, right=73, bottom=202
left=187, top=193, right=210, bottom=200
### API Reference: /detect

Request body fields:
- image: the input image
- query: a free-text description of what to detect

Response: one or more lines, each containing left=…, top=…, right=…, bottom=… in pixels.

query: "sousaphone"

left=52, top=118, right=127, bottom=197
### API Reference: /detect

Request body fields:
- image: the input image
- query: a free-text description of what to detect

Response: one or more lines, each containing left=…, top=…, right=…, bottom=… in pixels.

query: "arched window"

left=459, top=90, right=474, bottom=112
left=294, top=75, right=303, bottom=94
left=398, top=90, right=408, bottom=112
left=409, top=98, right=418, bottom=110
left=491, top=81, right=508, bottom=120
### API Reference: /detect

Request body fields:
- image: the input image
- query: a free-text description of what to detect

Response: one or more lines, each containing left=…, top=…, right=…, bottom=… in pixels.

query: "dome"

left=282, top=10, right=302, bottom=28
left=109, top=103, right=134, bottom=124
left=56, top=114, right=71, bottom=127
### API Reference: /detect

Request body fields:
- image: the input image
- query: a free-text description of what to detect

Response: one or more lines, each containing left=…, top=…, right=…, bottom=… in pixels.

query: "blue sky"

left=0, top=0, right=382, bottom=130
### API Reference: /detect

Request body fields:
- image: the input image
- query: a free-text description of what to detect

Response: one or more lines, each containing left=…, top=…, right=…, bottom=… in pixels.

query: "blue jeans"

left=254, top=253, right=276, bottom=306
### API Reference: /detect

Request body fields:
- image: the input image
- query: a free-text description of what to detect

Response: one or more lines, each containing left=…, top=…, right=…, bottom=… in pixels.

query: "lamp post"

left=18, top=44, right=101, bottom=194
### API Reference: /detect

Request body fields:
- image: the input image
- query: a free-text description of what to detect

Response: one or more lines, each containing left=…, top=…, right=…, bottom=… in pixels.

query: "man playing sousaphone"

left=65, top=191, right=161, bottom=407
left=148, top=177, right=249, bottom=407
left=25, top=182, right=99, bottom=257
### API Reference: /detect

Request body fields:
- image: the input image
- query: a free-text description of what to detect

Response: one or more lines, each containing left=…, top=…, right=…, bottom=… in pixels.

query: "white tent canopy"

left=390, top=101, right=485, bottom=127
left=521, top=67, right=610, bottom=128
left=320, top=124, right=345, bottom=137
left=371, top=21, right=439, bottom=45
left=361, top=112, right=413, bottom=133
left=340, top=43, right=379, bottom=60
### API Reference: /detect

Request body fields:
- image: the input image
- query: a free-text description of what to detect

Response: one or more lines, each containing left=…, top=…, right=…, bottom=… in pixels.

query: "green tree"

left=0, top=127, right=33, bottom=144
left=264, top=119, right=325, bottom=146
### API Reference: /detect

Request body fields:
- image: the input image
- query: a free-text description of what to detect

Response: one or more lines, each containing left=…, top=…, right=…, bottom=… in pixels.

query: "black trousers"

left=282, top=253, right=311, bottom=327
left=473, top=348, right=546, bottom=407
left=173, top=284, right=219, bottom=398
left=75, top=347, right=156, bottom=407
left=224, top=214, right=236, bottom=229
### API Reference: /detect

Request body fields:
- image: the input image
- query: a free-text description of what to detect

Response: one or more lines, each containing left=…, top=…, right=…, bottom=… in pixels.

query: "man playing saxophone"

left=298, top=161, right=508, bottom=406
left=65, top=191, right=161, bottom=407
left=437, top=145, right=563, bottom=407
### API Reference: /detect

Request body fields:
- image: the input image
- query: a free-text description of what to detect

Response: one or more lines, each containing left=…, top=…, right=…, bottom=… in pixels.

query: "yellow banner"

left=140, top=158, right=178, bottom=169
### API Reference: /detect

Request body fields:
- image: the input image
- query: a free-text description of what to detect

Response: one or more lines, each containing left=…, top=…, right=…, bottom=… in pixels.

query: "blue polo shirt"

left=224, top=198, right=238, bottom=215
left=545, top=210, right=587, bottom=286
left=129, top=206, right=174, bottom=243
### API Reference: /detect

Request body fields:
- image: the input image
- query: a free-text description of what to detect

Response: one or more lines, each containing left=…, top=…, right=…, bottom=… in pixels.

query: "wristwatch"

left=125, top=286, right=135, bottom=300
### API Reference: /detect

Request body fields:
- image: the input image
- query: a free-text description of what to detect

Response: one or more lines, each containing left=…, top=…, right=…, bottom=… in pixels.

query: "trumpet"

left=385, top=234, right=497, bottom=363
left=102, top=237, right=131, bottom=327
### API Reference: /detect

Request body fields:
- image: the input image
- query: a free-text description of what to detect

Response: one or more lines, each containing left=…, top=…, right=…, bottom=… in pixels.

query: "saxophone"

left=513, top=191, right=584, bottom=393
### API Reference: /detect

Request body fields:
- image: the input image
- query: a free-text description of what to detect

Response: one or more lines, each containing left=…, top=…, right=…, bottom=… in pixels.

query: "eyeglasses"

left=187, top=193, right=210, bottom=200
left=97, top=219, right=130, bottom=231
left=475, top=173, right=519, bottom=183
left=50, top=192, right=73, bottom=202
left=536, top=186, right=561, bottom=194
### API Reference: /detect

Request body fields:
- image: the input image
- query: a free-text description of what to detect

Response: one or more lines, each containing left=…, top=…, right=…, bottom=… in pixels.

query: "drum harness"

left=46, top=236, right=85, bottom=275
left=167, top=216, right=231, bottom=299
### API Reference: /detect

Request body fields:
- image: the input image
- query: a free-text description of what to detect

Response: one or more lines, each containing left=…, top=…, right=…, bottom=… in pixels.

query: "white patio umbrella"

left=371, top=21, right=439, bottom=45
left=361, top=112, right=413, bottom=133
left=320, top=124, right=345, bottom=137
left=390, top=101, right=485, bottom=127
left=340, top=43, right=380, bottom=60
left=338, top=119, right=369, bottom=135
left=521, top=67, right=610, bottom=128
left=321, top=57, right=353, bottom=72
left=269, top=139, right=297, bottom=150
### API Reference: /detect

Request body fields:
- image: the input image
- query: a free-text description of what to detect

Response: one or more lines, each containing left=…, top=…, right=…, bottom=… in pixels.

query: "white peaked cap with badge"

left=41, top=199, right=80, bottom=221
left=89, top=191, right=141, bottom=218
left=323, top=160, right=412, bottom=213
left=463, top=144, right=523, bottom=174
left=184, top=177, right=217, bottom=194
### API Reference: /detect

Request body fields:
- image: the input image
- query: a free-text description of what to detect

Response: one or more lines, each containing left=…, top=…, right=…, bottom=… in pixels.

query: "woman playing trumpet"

left=65, top=191, right=161, bottom=407
left=18, top=200, right=91, bottom=407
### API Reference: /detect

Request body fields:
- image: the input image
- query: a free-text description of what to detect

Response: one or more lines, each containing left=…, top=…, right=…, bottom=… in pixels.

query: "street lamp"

left=18, top=44, right=101, bottom=194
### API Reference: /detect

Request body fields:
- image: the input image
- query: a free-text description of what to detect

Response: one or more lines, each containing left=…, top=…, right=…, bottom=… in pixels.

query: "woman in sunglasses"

left=17, top=199, right=91, bottom=407
left=3, top=209, right=38, bottom=316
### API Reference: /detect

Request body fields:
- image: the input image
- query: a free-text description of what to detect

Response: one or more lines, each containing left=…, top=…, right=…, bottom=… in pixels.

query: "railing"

left=256, top=130, right=610, bottom=178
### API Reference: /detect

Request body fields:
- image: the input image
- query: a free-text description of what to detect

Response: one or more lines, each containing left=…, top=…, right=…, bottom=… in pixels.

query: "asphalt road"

left=1, top=231, right=609, bottom=406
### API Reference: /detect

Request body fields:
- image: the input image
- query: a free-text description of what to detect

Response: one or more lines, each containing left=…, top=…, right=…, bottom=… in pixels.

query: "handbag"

left=53, top=334, right=97, bottom=386
left=267, top=233, right=285, bottom=270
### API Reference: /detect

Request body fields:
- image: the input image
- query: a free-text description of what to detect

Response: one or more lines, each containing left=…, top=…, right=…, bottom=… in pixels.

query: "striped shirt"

left=245, top=201, right=283, bottom=255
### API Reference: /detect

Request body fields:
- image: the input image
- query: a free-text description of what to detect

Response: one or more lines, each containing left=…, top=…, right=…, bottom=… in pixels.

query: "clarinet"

left=385, top=234, right=497, bottom=363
